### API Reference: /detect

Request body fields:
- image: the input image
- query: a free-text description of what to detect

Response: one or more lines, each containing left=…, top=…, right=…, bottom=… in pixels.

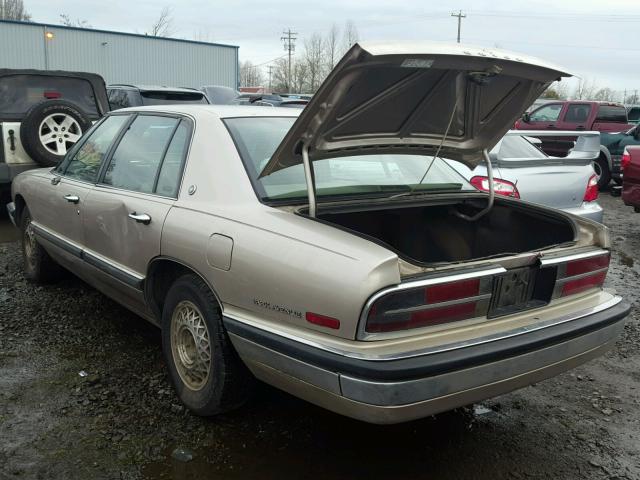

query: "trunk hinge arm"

left=455, top=148, right=495, bottom=221
left=301, top=142, right=317, bottom=217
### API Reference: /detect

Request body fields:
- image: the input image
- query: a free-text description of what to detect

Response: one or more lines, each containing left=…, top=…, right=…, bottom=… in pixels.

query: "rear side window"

left=64, top=115, right=129, bottom=182
left=0, top=74, right=99, bottom=117
left=595, top=105, right=627, bottom=123
left=108, top=89, right=132, bottom=110
left=140, top=91, right=208, bottom=105
left=155, top=122, right=189, bottom=197
left=629, top=107, right=640, bottom=122
left=564, top=104, right=591, bottom=123
left=102, top=115, right=185, bottom=195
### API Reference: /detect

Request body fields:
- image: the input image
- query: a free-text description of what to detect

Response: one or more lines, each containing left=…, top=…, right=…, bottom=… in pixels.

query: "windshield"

left=225, top=116, right=475, bottom=202
left=141, top=91, right=208, bottom=105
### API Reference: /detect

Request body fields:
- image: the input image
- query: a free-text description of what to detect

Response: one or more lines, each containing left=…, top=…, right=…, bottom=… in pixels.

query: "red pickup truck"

left=622, top=146, right=640, bottom=212
left=515, top=101, right=633, bottom=188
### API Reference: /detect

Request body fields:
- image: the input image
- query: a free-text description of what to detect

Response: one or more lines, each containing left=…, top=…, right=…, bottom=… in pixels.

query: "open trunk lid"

left=260, top=42, right=570, bottom=176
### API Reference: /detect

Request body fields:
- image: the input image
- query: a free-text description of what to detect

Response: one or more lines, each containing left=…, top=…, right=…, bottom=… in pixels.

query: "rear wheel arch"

left=14, top=194, right=27, bottom=222
left=599, top=146, right=612, bottom=168
left=145, top=257, right=223, bottom=322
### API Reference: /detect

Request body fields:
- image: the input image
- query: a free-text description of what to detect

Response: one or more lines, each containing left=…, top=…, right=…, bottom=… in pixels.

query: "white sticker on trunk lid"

left=401, top=58, right=434, bottom=68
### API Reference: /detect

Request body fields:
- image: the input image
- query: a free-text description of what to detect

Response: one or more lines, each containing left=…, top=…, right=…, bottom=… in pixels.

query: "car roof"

left=108, top=84, right=204, bottom=94
left=109, top=104, right=302, bottom=119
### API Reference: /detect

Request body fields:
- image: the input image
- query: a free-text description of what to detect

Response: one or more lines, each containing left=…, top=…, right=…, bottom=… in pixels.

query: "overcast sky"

left=26, top=0, right=640, bottom=95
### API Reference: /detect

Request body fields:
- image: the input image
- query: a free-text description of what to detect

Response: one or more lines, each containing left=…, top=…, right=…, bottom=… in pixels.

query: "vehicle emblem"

left=188, top=185, right=197, bottom=195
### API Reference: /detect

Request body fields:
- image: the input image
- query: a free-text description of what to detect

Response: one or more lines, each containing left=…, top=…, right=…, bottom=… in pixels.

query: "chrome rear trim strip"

left=224, top=295, right=622, bottom=362
left=540, top=249, right=609, bottom=266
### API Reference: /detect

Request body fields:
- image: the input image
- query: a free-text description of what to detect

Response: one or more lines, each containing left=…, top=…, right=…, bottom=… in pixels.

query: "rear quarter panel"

left=623, top=147, right=640, bottom=208
left=157, top=111, right=400, bottom=340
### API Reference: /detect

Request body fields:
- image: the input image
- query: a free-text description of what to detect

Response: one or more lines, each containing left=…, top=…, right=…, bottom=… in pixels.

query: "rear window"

left=595, top=105, right=627, bottom=123
left=495, top=135, right=546, bottom=160
left=225, top=116, right=475, bottom=203
left=140, top=91, right=208, bottom=106
left=0, top=74, right=99, bottom=117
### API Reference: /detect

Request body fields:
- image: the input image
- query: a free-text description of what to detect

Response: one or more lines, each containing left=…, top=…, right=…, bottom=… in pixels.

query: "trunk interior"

left=317, top=199, right=576, bottom=265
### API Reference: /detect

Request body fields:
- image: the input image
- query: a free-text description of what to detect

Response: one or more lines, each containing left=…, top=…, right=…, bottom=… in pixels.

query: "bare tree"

left=271, top=58, right=290, bottom=92
left=593, top=87, right=616, bottom=102
left=291, top=60, right=309, bottom=93
left=541, top=80, right=569, bottom=100
left=304, top=33, right=324, bottom=92
left=239, top=60, right=264, bottom=87
left=342, top=20, right=359, bottom=54
left=324, top=23, right=340, bottom=71
left=572, top=77, right=598, bottom=100
left=149, top=6, right=174, bottom=37
left=59, top=13, right=91, bottom=28
left=0, top=0, right=31, bottom=21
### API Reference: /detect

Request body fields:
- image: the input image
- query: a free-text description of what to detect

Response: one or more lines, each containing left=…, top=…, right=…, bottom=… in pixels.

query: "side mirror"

left=521, top=112, right=531, bottom=123
left=633, top=128, right=640, bottom=140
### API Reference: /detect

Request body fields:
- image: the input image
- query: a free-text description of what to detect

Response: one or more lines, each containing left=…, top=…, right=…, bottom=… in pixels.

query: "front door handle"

left=575, top=125, right=586, bottom=130
left=63, top=194, right=79, bottom=204
left=128, top=212, right=151, bottom=225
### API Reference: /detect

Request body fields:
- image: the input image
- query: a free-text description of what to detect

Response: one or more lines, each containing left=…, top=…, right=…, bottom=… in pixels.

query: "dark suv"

left=0, top=69, right=109, bottom=194
left=107, top=85, right=210, bottom=110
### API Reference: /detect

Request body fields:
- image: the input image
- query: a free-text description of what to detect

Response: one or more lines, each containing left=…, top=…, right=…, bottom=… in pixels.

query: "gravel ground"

left=0, top=193, right=639, bottom=480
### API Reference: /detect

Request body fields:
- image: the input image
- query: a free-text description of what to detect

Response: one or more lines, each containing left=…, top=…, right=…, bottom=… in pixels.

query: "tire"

left=161, top=274, right=254, bottom=416
left=593, top=155, right=611, bottom=190
left=20, top=207, right=62, bottom=283
left=20, top=100, right=92, bottom=167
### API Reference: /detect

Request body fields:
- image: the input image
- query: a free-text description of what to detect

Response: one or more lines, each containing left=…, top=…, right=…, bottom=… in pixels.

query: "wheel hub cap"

left=170, top=301, right=211, bottom=391
left=38, top=114, right=82, bottom=156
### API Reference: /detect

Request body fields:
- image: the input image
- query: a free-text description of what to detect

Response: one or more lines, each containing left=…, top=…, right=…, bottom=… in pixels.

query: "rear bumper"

left=622, top=182, right=640, bottom=210
left=225, top=297, right=629, bottom=424
left=561, top=201, right=604, bottom=223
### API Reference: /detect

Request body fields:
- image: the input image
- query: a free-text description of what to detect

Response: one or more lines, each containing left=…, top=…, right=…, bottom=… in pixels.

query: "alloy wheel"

left=38, top=113, right=82, bottom=156
left=23, top=221, right=37, bottom=270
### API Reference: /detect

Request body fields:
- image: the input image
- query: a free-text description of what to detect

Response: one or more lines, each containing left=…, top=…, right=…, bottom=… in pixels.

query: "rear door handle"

left=128, top=212, right=151, bottom=225
left=547, top=124, right=557, bottom=129
left=575, top=125, right=586, bottom=130
left=63, top=194, right=79, bottom=204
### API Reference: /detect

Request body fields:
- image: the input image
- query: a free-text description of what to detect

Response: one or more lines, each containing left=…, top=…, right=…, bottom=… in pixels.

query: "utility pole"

left=267, top=65, right=273, bottom=92
left=281, top=28, right=297, bottom=92
left=451, top=10, right=466, bottom=43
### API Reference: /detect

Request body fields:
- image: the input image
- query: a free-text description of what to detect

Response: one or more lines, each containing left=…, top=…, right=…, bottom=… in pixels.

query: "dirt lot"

left=1, top=193, right=639, bottom=480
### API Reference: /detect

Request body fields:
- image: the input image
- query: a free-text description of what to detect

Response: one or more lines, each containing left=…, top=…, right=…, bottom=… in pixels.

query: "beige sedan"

left=7, top=43, right=629, bottom=424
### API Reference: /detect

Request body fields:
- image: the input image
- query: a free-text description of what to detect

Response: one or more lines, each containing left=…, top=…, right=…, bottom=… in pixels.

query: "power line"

left=281, top=28, right=297, bottom=92
left=451, top=10, right=466, bottom=43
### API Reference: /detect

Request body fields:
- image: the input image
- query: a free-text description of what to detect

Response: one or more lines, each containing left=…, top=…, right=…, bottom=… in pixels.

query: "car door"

left=81, top=114, right=191, bottom=311
left=27, top=115, right=130, bottom=267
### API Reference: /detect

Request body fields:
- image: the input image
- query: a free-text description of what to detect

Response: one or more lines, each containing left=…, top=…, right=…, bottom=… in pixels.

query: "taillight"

left=365, top=276, right=492, bottom=333
left=470, top=176, right=520, bottom=198
left=553, top=252, right=610, bottom=299
left=44, top=91, right=61, bottom=99
left=583, top=174, right=599, bottom=202
left=621, top=148, right=631, bottom=171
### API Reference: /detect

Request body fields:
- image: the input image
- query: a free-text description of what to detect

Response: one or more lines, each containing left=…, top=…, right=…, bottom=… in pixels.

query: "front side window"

left=64, top=115, right=129, bottom=182
left=0, top=74, right=100, bottom=118
left=102, top=115, right=181, bottom=194
left=225, top=116, right=474, bottom=203
left=529, top=103, right=562, bottom=122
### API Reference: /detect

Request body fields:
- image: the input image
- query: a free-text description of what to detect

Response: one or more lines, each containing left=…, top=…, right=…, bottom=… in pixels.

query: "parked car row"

left=7, top=42, right=629, bottom=424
